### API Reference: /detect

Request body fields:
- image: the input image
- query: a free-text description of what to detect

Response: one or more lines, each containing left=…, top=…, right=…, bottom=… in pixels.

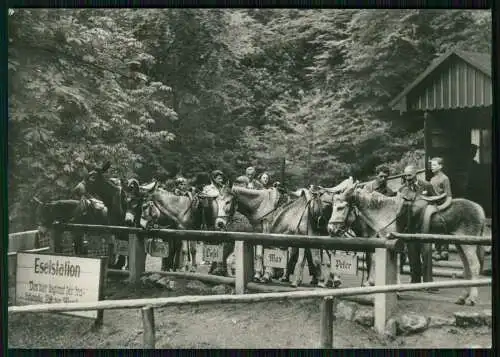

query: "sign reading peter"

left=15, top=252, right=104, bottom=319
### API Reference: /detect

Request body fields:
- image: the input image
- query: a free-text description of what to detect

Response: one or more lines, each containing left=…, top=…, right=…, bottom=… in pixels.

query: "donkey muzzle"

left=327, top=222, right=344, bottom=236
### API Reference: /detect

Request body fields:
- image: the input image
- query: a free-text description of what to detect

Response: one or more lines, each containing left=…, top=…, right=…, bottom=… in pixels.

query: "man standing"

left=465, top=144, right=480, bottom=204
left=245, top=166, right=264, bottom=190
left=173, top=176, right=189, bottom=196
left=429, top=157, right=452, bottom=261
left=364, top=164, right=397, bottom=197
left=398, top=165, right=436, bottom=289
left=202, top=170, right=226, bottom=197
left=362, top=165, right=397, bottom=284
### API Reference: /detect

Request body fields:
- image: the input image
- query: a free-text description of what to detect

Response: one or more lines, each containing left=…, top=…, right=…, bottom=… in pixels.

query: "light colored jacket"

left=202, top=184, right=220, bottom=197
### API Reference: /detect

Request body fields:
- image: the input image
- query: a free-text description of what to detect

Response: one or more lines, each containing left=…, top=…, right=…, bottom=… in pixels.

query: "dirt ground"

left=8, top=253, right=492, bottom=349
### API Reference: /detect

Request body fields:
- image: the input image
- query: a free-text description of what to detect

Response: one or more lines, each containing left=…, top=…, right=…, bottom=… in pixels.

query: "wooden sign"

left=145, top=238, right=169, bottom=258
left=15, top=252, right=104, bottom=320
left=331, top=250, right=358, bottom=276
left=203, top=244, right=224, bottom=263
left=263, top=248, right=288, bottom=269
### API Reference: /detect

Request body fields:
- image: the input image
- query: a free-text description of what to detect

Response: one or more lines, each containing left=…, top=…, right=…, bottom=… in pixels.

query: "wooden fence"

left=9, top=278, right=491, bottom=348
left=8, top=223, right=492, bottom=347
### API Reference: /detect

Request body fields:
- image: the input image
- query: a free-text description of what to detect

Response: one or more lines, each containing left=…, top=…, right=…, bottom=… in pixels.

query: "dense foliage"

left=8, top=9, right=491, bottom=231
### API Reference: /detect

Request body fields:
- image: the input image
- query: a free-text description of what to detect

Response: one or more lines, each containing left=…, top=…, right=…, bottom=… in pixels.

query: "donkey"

left=33, top=197, right=109, bottom=259
left=140, top=185, right=201, bottom=272
left=327, top=177, right=486, bottom=305
left=212, top=184, right=293, bottom=282
left=72, top=162, right=131, bottom=269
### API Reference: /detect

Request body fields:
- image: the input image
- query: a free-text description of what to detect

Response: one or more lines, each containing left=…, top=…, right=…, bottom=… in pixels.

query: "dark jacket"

left=399, top=178, right=435, bottom=200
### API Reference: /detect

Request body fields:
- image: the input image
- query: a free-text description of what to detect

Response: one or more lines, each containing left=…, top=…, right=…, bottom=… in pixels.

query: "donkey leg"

left=219, top=242, right=234, bottom=277
left=189, top=241, right=197, bottom=273
left=364, top=252, right=375, bottom=287
left=304, top=248, right=318, bottom=286
left=317, top=249, right=327, bottom=288
left=180, top=240, right=189, bottom=272
left=291, top=248, right=306, bottom=287
left=261, top=247, right=273, bottom=283
left=462, top=244, right=480, bottom=306
left=454, top=244, right=472, bottom=305
left=281, top=247, right=297, bottom=283
left=477, top=245, right=486, bottom=274
left=309, top=248, right=324, bottom=288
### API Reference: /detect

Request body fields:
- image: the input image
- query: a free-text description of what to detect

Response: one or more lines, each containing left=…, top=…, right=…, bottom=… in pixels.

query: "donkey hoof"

left=261, top=273, right=271, bottom=283
left=333, top=280, right=342, bottom=288
left=455, top=297, right=466, bottom=305
left=465, top=297, right=476, bottom=306
left=290, top=282, right=300, bottom=288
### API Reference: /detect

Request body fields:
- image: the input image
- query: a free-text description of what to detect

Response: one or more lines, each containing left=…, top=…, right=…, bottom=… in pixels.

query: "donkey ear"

left=101, top=161, right=111, bottom=172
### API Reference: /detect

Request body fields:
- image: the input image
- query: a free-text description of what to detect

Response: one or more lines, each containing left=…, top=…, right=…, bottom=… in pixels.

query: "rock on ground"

left=211, top=284, right=233, bottom=295
left=397, top=314, right=429, bottom=335
left=454, top=310, right=491, bottom=328
left=186, top=280, right=212, bottom=293
left=335, top=301, right=358, bottom=321
left=353, top=308, right=374, bottom=327
left=428, top=315, right=455, bottom=328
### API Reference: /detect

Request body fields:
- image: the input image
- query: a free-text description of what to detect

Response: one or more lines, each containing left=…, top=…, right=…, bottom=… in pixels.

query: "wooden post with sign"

left=373, top=247, right=398, bottom=335
left=235, top=241, right=254, bottom=294
left=129, top=233, right=146, bottom=285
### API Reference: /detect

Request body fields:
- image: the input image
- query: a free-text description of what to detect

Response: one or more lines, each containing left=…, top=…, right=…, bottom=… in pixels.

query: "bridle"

left=331, top=191, right=407, bottom=239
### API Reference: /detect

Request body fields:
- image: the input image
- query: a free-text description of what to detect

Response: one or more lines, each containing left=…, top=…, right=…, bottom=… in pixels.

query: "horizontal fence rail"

left=54, top=223, right=404, bottom=252
left=9, top=278, right=491, bottom=314
left=8, top=246, right=50, bottom=257
left=389, top=232, right=491, bottom=245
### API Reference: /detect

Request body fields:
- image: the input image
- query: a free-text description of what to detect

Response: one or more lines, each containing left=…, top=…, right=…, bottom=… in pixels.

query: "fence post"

left=129, top=233, right=146, bottom=284
left=235, top=241, right=254, bottom=294
left=319, top=296, right=335, bottom=348
left=373, top=247, right=398, bottom=335
left=49, top=226, right=63, bottom=254
left=142, top=306, right=155, bottom=348
left=94, top=257, right=108, bottom=329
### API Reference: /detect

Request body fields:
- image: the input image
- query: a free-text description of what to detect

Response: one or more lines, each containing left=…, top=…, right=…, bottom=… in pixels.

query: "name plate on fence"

left=263, top=248, right=288, bottom=269
left=145, top=238, right=169, bottom=258
left=203, top=244, right=224, bottom=263
left=115, top=240, right=129, bottom=256
left=331, top=251, right=358, bottom=276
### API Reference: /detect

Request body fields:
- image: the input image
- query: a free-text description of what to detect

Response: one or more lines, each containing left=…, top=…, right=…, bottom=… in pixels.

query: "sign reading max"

left=15, top=253, right=103, bottom=319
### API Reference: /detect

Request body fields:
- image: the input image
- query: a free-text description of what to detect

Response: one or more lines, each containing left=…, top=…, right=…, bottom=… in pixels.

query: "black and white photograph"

left=7, top=8, right=492, bottom=349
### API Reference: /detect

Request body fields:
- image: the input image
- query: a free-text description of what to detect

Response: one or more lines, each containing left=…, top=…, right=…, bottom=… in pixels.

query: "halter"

left=331, top=192, right=407, bottom=239
left=211, top=194, right=236, bottom=229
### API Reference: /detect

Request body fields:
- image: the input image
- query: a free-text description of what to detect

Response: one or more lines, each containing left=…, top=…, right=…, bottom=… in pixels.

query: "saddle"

left=401, top=193, right=452, bottom=234
left=421, top=194, right=452, bottom=234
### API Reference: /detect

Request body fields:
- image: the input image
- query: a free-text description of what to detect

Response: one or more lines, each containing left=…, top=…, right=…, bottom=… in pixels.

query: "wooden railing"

left=8, top=223, right=492, bottom=347
left=9, top=278, right=491, bottom=348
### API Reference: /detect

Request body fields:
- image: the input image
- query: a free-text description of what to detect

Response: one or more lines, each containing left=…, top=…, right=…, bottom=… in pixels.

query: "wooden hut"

left=389, top=50, right=492, bottom=217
